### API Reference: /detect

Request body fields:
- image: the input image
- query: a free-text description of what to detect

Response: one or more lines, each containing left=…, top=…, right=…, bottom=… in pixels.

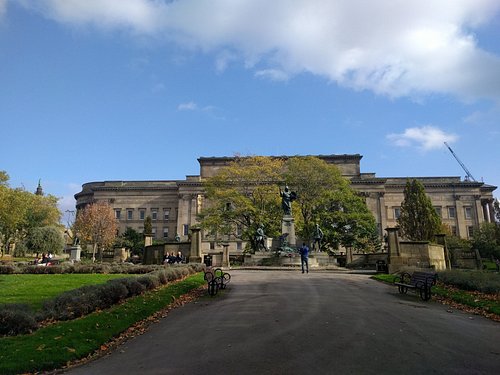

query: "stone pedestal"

left=69, top=246, right=81, bottom=262
left=189, top=227, right=203, bottom=263
left=144, top=235, right=153, bottom=247
left=281, top=215, right=296, bottom=248
left=434, top=234, right=450, bottom=269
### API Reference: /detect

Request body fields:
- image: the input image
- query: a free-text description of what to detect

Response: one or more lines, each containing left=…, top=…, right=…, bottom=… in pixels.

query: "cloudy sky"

left=1, top=0, right=499, bottom=222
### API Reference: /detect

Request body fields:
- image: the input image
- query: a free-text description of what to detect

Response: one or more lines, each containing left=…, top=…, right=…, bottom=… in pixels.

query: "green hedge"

left=0, top=264, right=205, bottom=337
left=437, top=269, right=500, bottom=294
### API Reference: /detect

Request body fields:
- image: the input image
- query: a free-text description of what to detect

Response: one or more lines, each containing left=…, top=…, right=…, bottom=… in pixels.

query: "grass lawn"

left=0, top=272, right=206, bottom=375
left=0, top=274, right=128, bottom=310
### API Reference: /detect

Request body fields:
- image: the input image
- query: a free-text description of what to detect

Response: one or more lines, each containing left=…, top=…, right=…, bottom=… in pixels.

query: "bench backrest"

left=411, top=271, right=437, bottom=287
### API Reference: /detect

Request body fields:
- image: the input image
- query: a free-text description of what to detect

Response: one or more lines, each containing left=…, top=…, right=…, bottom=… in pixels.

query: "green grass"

left=0, top=272, right=206, bottom=375
left=482, top=260, right=498, bottom=272
left=0, top=274, right=128, bottom=310
left=432, top=285, right=500, bottom=315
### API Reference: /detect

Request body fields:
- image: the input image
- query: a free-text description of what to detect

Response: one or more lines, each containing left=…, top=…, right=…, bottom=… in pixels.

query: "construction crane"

left=444, top=142, right=476, bottom=182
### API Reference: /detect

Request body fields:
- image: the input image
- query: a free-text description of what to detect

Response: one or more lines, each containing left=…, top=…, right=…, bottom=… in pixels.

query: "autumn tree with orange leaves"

left=74, top=201, right=117, bottom=262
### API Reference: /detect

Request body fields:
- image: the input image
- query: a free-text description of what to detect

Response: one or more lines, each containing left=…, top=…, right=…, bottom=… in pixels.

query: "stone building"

left=75, top=154, right=496, bottom=252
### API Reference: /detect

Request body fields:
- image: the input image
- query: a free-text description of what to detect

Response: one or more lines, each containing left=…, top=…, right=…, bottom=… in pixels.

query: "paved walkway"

left=66, top=270, right=500, bottom=375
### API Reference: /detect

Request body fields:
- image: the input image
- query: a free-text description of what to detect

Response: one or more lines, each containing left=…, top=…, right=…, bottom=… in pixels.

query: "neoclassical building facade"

left=75, top=154, right=497, bottom=251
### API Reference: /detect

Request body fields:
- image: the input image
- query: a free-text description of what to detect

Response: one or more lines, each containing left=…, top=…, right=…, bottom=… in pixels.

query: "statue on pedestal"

left=312, top=223, right=324, bottom=251
left=255, top=224, right=268, bottom=251
left=279, top=185, right=297, bottom=216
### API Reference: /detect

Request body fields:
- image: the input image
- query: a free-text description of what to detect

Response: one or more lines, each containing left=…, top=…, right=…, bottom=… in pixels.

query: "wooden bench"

left=394, top=271, right=437, bottom=301
left=204, top=268, right=231, bottom=296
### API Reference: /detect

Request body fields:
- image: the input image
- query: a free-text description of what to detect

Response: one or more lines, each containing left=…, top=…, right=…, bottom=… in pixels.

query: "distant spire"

left=35, top=179, right=43, bottom=196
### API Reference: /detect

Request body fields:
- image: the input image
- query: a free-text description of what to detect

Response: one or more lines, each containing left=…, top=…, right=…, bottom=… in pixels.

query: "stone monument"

left=189, top=227, right=203, bottom=263
left=279, top=185, right=297, bottom=248
left=69, top=236, right=81, bottom=262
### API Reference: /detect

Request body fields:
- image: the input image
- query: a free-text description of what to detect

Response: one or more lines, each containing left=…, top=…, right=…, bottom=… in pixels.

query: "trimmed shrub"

left=96, top=282, right=129, bottom=309
left=438, top=270, right=500, bottom=294
left=0, top=304, right=37, bottom=336
left=0, top=264, right=18, bottom=274
left=109, top=278, right=146, bottom=297
left=41, top=285, right=99, bottom=320
left=137, top=274, right=161, bottom=290
left=156, top=269, right=169, bottom=285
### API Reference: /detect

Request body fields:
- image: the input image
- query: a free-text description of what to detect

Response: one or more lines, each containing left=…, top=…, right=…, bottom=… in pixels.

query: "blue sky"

left=1, top=0, right=499, bottom=224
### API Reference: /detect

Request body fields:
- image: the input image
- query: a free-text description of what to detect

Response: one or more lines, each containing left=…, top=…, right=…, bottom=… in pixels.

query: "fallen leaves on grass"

left=434, top=283, right=500, bottom=322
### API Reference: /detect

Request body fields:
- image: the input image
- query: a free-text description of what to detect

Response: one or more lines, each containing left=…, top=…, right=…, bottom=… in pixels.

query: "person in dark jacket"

left=299, top=243, right=309, bottom=274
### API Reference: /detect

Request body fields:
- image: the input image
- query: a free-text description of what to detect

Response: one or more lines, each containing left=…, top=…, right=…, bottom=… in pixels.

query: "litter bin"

left=204, top=255, right=212, bottom=267
left=376, top=260, right=387, bottom=273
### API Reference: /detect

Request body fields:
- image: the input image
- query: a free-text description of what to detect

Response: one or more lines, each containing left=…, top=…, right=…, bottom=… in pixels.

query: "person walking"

left=299, top=242, right=309, bottom=274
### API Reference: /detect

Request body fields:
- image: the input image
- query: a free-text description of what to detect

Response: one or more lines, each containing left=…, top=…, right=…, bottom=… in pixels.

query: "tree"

left=397, top=179, right=441, bottom=241
left=144, top=216, right=152, bottom=235
left=0, top=180, right=60, bottom=255
left=199, top=156, right=380, bottom=252
left=282, top=156, right=379, bottom=251
left=115, top=227, right=144, bottom=256
left=0, top=171, right=8, bottom=186
left=471, top=222, right=500, bottom=259
left=198, top=156, right=284, bottom=252
left=74, top=201, right=117, bottom=262
left=25, top=226, right=65, bottom=255
left=493, top=199, right=500, bottom=224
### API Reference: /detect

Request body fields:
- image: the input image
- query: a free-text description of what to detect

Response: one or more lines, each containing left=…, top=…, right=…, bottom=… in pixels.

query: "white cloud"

left=177, top=101, right=198, bottom=111
left=16, top=0, right=500, bottom=101
left=255, top=69, right=289, bottom=82
left=0, top=0, right=7, bottom=17
left=387, top=126, right=458, bottom=151
left=56, top=182, right=80, bottom=225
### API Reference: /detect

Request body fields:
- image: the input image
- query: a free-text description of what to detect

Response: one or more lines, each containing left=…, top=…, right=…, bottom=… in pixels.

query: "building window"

left=127, top=209, right=133, bottom=220
left=152, top=209, right=158, bottom=221
left=163, top=209, right=170, bottom=221
left=115, top=209, right=121, bottom=220
left=139, top=209, right=146, bottom=220
left=467, top=226, right=474, bottom=238
left=448, top=207, right=456, bottom=219
left=236, top=242, right=242, bottom=250
left=434, top=207, right=442, bottom=218
left=464, top=207, right=472, bottom=220
left=210, top=242, right=215, bottom=250
left=163, top=227, right=169, bottom=238
left=151, top=227, right=157, bottom=238
left=394, top=207, right=401, bottom=219
left=451, top=226, right=457, bottom=236
left=183, top=224, right=189, bottom=236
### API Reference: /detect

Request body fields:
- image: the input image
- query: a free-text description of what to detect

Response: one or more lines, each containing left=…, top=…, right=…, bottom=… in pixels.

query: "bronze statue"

left=312, top=223, right=324, bottom=251
left=255, top=224, right=267, bottom=251
left=279, top=185, right=296, bottom=215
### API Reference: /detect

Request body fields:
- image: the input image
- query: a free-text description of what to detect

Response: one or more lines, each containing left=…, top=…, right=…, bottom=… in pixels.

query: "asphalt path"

left=65, top=270, right=500, bottom=375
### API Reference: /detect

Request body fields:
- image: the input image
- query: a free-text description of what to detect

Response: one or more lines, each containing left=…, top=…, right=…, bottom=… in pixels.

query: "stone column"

left=474, top=196, right=483, bottom=225
left=386, top=227, right=400, bottom=256
left=189, top=227, right=203, bottom=263
left=377, top=192, right=386, bottom=238
left=281, top=215, right=296, bottom=248
left=222, top=243, right=230, bottom=268
left=434, top=234, right=450, bottom=269
left=455, top=196, right=466, bottom=238
left=386, top=227, right=402, bottom=273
